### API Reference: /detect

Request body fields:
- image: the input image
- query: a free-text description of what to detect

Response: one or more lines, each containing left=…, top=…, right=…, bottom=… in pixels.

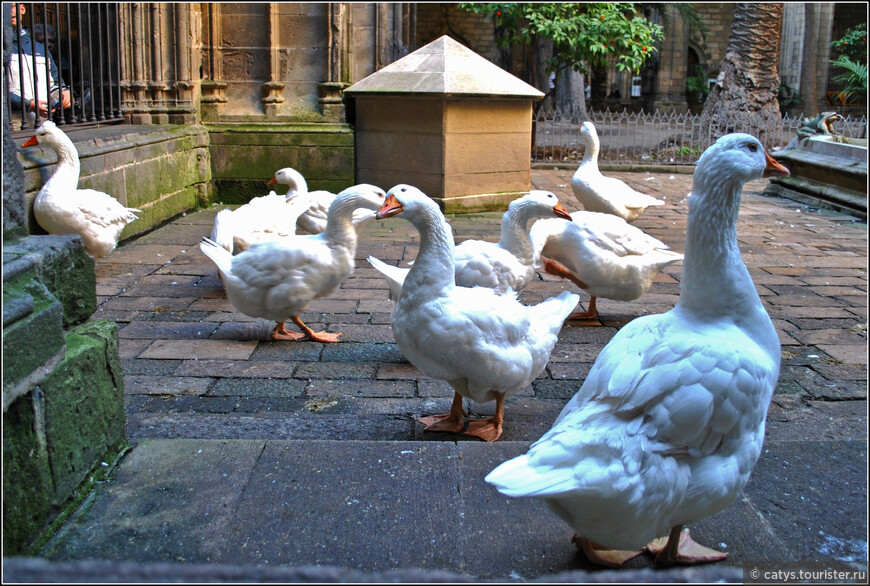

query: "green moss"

left=1, top=284, right=65, bottom=390
left=2, top=391, right=54, bottom=554
left=38, top=240, right=97, bottom=327
left=30, top=438, right=129, bottom=556
left=40, top=321, right=125, bottom=502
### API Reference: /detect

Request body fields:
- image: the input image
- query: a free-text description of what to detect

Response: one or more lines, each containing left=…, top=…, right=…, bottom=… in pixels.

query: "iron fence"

left=532, top=106, right=868, bottom=166
left=4, top=2, right=124, bottom=131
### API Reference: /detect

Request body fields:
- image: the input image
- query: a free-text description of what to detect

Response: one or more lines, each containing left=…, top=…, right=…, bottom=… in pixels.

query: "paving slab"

left=35, top=437, right=867, bottom=580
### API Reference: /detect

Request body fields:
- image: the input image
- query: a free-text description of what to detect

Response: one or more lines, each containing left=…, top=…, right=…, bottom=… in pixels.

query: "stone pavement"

left=4, top=169, right=867, bottom=583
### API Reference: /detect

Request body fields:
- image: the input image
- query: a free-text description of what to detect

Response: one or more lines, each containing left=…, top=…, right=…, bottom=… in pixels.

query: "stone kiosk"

left=345, top=35, right=544, bottom=213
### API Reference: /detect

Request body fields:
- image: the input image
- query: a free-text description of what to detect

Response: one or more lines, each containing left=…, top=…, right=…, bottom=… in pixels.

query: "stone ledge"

left=1, top=556, right=744, bottom=583
left=3, top=235, right=97, bottom=327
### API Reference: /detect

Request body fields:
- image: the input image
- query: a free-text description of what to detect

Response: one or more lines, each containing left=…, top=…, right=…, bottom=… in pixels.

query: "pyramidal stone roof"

left=345, top=35, right=544, bottom=98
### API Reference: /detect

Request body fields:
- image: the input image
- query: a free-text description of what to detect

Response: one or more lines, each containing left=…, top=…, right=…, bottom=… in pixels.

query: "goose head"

left=333, top=183, right=386, bottom=212
left=694, top=134, right=789, bottom=194
left=375, top=184, right=436, bottom=220
left=518, top=190, right=572, bottom=221
left=267, top=167, right=308, bottom=196
left=578, top=121, right=599, bottom=146
left=22, top=120, right=63, bottom=149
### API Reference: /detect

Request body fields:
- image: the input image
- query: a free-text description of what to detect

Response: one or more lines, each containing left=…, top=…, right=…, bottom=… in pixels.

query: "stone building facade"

left=10, top=2, right=865, bottom=232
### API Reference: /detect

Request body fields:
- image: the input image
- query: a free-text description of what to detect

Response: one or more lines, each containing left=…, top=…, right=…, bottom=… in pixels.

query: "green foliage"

left=685, top=65, right=709, bottom=96
left=831, top=24, right=866, bottom=64
left=777, top=82, right=801, bottom=110
left=459, top=3, right=664, bottom=76
left=830, top=56, right=868, bottom=105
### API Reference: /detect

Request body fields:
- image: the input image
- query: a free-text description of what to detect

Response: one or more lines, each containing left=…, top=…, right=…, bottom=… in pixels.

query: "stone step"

left=26, top=437, right=867, bottom=581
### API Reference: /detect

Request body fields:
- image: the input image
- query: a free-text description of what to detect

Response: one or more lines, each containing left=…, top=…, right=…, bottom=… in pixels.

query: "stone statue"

left=782, top=111, right=844, bottom=150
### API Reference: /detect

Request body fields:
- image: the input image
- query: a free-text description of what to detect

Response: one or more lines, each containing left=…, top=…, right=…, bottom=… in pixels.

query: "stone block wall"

left=207, top=123, right=355, bottom=204
left=415, top=3, right=499, bottom=62
left=18, top=126, right=211, bottom=239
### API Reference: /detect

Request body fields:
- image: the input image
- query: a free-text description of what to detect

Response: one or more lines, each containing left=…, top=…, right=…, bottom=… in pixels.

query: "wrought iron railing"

left=4, top=2, right=124, bottom=131
left=532, top=106, right=868, bottom=166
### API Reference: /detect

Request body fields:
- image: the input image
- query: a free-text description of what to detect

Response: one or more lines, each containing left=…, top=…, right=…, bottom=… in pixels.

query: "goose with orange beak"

left=374, top=185, right=578, bottom=441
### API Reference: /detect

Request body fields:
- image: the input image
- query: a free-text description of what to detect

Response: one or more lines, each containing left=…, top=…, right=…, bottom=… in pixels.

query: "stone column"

left=200, top=3, right=227, bottom=121
left=654, top=4, right=688, bottom=113
left=121, top=3, right=151, bottom=124
left=148, top=3, right=170, bottom=124
left=319, top=3, right=351, bottom=122
left=261, top=3, right=285, bottom=118
left=815, top=4, right=836, bottom=112
left=170, top=3, right=196, bottom=124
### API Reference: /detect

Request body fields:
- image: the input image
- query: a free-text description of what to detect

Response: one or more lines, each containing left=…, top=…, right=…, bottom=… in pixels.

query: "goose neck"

left=404, top=205, right=456, bottom=295
left=677, top=184, right=753, bottom=318
left=498, top=203, right=537, bottom=264
left=45, top=136, right=81, bottom=190
left=322, top=195, right=362, bottom=245
left=582, top=131, right=600, bottom=167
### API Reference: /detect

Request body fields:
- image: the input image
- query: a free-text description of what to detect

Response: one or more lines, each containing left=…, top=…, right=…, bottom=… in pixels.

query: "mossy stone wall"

left=2, top=236, right=127, bottom=555
left=19, top=126, right=212, bottom=238
left=207, top=123, right=355, bottom=204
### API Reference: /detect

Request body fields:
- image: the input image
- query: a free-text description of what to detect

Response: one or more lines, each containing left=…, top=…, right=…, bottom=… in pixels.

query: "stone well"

left=344, top=35, right=544, bottom=213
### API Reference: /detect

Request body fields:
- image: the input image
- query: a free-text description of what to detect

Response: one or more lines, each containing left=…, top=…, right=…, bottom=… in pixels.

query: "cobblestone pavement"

left=21, top=168, right=866, bottom=581
left=96, top=169, right=866, bottom=445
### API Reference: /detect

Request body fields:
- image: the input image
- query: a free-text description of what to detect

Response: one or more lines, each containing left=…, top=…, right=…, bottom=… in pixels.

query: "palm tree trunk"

left=701, top=3, right=784, bottom=147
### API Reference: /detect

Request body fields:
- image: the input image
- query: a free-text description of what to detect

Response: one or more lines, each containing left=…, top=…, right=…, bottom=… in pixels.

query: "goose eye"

left=747, top=143, right=758, bottom=152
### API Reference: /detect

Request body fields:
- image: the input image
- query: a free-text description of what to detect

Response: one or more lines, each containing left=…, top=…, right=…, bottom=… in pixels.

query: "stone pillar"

left=261, top=3, right=285, bottom=117
left=815, top=4, right=836, bottom=113
left=654, top=4, right=689, bottom=113
left=121, top=3, right=151, bottom=124
left=170, top=3, right=197, bottom=125
left=148, top=3, right=170, bottom=124
left=200, top=3, right=227, bottom=121
left=319, top=3, right=351, bottom=122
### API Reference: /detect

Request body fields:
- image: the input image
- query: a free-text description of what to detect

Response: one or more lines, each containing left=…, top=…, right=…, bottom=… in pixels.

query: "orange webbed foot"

left=464, top=418, right=503, bottom=442
left=418, top=413, right=465, bottom=434
left=272, top=323, right=306, bottom=341
left=646, top=527, right=728, bottom=566
left=572, top=535, right=644, bottom=568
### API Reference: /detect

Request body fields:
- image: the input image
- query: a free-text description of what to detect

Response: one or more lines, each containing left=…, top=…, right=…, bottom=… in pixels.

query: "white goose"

left=367, top=190, right=572, bottom=301
left=530, top=210, right=684, bottom=322
left=268, top=167, right=374, bottom=235
left=572, top=121, right=664, bottom=222
left=209, top=190, right=315, bottom=254
left=199, top=184, right=386, bottom=343
left=22, top=121, right=140, bottom=260
left=486, top=134, right=789, bottom=566
left=375, top=185, right=579, bottom=442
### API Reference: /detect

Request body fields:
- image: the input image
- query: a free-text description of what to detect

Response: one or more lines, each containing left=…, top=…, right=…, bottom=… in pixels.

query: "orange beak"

left=376, top=194, right=403, bottom=220
left=22, top=135, right=38, bottom=148
left=553, top=202, right=572, bottom=220
left=266, top=177, right=278, bottom=187
left=763, top=152, right=789, bottom=178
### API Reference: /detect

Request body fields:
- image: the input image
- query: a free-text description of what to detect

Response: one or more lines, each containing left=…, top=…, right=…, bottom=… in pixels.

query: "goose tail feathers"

left=486, top=453, right=576, bottom=498
left=367, top=255, right=406, bottom=301
left=200, top=236, right=234, bottom=277
left=532, top=290, right=580, bottom=327
left=210, top=209, right=235, bottom=254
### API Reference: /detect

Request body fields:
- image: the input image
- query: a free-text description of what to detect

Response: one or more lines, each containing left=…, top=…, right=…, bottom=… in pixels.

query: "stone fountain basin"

left=805, top=134, right=868, bottom=162
left=766, top=134, right=868, bottom=219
